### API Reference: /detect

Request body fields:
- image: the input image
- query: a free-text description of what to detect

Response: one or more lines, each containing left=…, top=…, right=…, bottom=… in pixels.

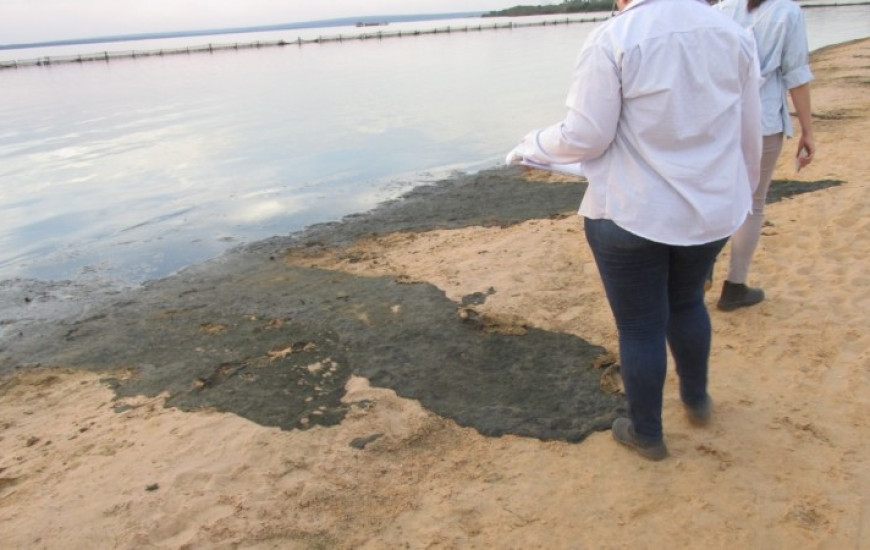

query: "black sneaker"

left=611, top=418, right=668, bottom=461
left=717, top=281, right=764, bottom=311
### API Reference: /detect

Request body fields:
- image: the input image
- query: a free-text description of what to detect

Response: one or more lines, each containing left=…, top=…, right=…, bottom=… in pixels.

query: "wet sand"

left=1, top=37, right=868, bottom=550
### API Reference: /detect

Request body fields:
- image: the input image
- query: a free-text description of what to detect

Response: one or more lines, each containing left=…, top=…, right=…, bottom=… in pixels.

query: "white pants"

left=726, top=133, right=785, bottom=284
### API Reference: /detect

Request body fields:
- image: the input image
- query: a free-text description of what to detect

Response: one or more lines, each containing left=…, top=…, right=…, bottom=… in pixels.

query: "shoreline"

left=1, top=37, right=868, bottom=549
left=1, top=14, right=610, bottom=70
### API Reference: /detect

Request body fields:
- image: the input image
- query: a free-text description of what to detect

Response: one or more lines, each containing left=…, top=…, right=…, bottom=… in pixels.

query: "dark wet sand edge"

left=0, top=164, right=842, bottom=441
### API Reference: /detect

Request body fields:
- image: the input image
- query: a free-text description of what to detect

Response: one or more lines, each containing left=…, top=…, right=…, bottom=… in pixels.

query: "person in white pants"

left=715, top=0, right=816, bottom=311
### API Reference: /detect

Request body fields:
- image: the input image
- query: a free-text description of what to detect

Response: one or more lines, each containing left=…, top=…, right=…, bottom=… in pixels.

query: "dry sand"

left=1, top=38, right=869, bottom=549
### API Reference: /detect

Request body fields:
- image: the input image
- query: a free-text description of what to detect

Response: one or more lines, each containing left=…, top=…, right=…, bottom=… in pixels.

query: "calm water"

left=1, top=6, right=868, bottom=286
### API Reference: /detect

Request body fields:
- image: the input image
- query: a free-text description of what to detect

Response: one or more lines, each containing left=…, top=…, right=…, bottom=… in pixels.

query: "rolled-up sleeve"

left=781, top=10, right=813, bottom=89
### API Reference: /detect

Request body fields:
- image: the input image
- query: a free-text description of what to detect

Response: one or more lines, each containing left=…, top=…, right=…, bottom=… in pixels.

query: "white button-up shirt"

left=509, top=0, right=762, bottom=246
left=717, top=0, right=814, bottom=137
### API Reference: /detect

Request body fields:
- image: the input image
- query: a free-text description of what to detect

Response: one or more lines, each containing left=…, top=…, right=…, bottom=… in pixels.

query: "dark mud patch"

left=0, top=167, right=844, bottom=442
left=0, top=167, right=622, bottom=442
left=767, top=179, right=844, bottom=203
left=811, top=109, right=861, bottom=121
left=248, top=166, right=587, bottom=254
left=1, top=260, right=622, bottom=442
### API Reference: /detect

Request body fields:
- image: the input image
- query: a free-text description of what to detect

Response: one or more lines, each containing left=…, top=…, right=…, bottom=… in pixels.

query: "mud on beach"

left=0, top=160, right=840, bottom=444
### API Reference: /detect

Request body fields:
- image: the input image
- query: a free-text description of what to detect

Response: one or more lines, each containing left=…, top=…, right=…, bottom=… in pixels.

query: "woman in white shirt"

left=716, top=0, right=816, bottom=310
left=506, top=0, right=762, bottom=460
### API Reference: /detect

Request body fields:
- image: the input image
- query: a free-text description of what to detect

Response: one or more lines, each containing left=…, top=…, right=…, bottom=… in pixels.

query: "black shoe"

left=684, top=395, right=712, bottom=427
left=717, top=281, right=764, bottom=311
left=611, top=418, right=668, bottom=461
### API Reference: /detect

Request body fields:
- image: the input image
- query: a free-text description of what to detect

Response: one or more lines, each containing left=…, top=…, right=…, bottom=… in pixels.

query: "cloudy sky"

left=1, top=0, right=553, bottom=44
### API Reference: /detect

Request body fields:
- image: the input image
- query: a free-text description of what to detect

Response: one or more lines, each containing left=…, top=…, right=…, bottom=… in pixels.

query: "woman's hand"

left=796, top=133, right=815, bottom=171
left=789, top=84, right=815, bottom=171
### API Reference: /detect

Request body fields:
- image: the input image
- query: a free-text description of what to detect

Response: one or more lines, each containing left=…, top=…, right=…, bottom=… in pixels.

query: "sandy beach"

left=1, top=37, right=868, bottom=549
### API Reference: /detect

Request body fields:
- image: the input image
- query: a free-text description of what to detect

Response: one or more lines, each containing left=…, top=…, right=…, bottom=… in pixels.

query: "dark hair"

left=748, top=0, right=768, bottom=11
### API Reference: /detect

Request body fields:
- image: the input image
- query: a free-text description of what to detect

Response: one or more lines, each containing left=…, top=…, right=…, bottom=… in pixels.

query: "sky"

left=1, top=0, right=557, bottom=45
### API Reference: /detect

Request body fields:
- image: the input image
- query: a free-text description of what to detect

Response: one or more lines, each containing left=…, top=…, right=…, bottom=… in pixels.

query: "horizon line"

left=0, top=11, right=488, bottom=50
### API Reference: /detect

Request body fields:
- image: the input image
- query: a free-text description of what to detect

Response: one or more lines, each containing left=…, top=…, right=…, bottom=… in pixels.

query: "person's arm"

left=781, top=9, right=815, bottom=169
left=789, top=83, right=814, bottom=168
left=506, top=38, right=621, bottom=166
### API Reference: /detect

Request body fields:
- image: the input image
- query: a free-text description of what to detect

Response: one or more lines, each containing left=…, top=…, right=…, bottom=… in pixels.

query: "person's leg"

left=584, top=218, right=669, bottom=442
left=724, top=134, right=785, bottom=283
left=667, top=238, right=728, bottom=414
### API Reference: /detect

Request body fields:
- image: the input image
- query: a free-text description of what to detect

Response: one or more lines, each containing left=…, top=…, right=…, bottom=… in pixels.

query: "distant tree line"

left=483, top=0, right=615, bottom=17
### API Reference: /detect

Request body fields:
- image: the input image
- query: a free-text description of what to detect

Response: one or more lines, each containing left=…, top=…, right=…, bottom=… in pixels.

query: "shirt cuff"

left=783, top=64, right=813, bottom=90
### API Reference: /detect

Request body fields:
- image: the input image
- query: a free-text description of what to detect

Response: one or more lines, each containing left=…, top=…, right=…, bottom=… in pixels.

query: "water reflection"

left=0, top=8, right=868, bottom=285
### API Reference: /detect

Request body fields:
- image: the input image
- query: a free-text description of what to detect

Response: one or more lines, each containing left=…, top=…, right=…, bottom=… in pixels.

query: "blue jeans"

left=584, top=219, right=727, bottom=441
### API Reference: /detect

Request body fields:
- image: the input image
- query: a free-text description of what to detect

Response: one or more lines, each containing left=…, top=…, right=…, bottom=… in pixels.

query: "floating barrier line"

left=0, top=16, right=610, bottom=70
